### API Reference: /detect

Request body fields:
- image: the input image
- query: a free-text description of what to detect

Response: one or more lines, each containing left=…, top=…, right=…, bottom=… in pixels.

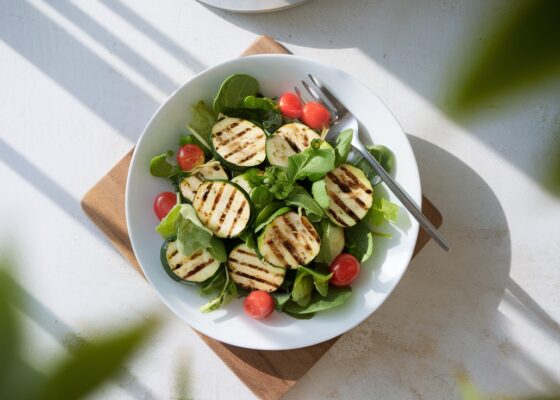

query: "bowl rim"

left=125, top=53, right=421, bottom=349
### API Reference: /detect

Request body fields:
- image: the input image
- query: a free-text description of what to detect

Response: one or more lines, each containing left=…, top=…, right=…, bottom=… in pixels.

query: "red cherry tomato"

left=243, top=291, right=274, bottom=320
left=278, top=92, right=303, bottom=119
left=177, top=144, right=205, bottom=171
left=329, top=253, right=360, bottom=287
left=300, top=101, right=331, bottom=129
left=153, top=192, right=176, bottom=220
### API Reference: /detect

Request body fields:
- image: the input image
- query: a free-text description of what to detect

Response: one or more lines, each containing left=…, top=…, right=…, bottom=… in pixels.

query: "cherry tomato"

left=278, top=92, right=303, bottom=119
left=177, top=144, right=205, bottom=171
left=329, top=253, right=360, bottom=287
left=300, top=101, right=331, bottom=129
left=243, top=291, right=274, bottom=320
left=153, top=192, right=176, bottom=220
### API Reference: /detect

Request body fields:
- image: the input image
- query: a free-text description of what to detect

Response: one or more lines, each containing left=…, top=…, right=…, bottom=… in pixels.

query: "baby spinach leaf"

left=250, top=185, right=274, bottom=213
left=344, top=220, right=374, bottom=262
left=254, top=205, right=291, bottom=233
left=355, top=145, right=395, bottom=180
left=287, top=141, right=336, bottom=182
left=282, top=306, right=316, bottom=320
left=243, top=96, right=276, bottom=110
left=198, top=267, right=226, bottom=296
left=283, top=287, right=352, bottom=314
left=150, top=151, right=178, bottom=178
left=208, top=237, right=227, bottom=263
left=213, top=74, right=259, bottom=116
left=239, top=231, right=262, bottom=258
left=311, top=179, right=330, bottom=209
left=298, top=265, right=333, bottom=297
left=155, top=201, right=181, bottom=238
left=271, top=291, right=291, bottom=311
left=200, top=267, right=237, bottom=313
left=334, top=129, right=354, bottom=166
left=285, top=187, right=325, bottom=221
left=291, top=270, right=314, bottom=307
left=369, top=197, right=399, bottom=226
left=176, top=219, right=213, bottom=259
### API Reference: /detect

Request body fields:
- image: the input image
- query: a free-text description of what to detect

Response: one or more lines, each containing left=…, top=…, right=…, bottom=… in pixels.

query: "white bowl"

left=126, top=55, right=420, bottom=350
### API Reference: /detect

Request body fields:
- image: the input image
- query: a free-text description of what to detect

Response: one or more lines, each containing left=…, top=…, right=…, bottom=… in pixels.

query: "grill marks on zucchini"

left=266, top=122, right=321, bottom=167
left=227, top=244, right=285, bottom=292
left=192, top=181, right=251, bottom=238
left=258, top=211, right=321, bottom=269
left=165, top=241, right=220, bottom=282
left=325, top=163, right=373, bottom=227
left=179, top=161, right=228, bottom=202
left=211, top=117, right=266, bottom=167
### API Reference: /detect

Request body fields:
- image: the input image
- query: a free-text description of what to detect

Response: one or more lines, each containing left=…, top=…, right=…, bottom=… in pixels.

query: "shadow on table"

left=0, top=0, right=206, bottom=143
left=205, top=0, right=560, bottom=196
left=281, top=137, right=556, bottom=398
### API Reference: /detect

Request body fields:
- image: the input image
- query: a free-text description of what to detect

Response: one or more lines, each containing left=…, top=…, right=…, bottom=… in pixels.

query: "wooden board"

left=81, top=36, right=443, bottom=400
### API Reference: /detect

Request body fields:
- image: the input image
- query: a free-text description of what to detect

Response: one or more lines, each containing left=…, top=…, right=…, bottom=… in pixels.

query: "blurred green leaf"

left=0, top=262, right=22, bottom=389
left=448, top=0, right=560, bottom=113
left=37, top=319, right=157, bottom=400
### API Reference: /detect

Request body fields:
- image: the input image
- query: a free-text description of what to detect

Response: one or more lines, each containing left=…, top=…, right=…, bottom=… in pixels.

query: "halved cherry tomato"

left=153, top=192, right=176, bottom=220
left=300, top=101, right=331, bottom=129
left=243, top=291, right=274, bottom=320
left=278, top=92, right=303, bottom=119
left=177, top=144, right=205, bottom=171
left=329, top=253, right=360, bottom=287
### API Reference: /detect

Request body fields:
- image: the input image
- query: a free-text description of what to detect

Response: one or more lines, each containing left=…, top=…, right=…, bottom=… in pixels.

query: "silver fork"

left=296, top=74, right=450, bottom=251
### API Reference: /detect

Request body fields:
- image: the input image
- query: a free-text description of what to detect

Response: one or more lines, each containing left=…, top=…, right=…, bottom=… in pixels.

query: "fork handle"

left=355, top=144, right=450, bottom=251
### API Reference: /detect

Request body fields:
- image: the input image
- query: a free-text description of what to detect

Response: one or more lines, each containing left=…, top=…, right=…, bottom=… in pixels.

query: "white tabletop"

left=1, top=0, right=559, bottom=399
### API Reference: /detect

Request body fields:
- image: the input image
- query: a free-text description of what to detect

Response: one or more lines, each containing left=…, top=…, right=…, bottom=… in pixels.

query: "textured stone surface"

left=1, top=0, right=558, bottom=399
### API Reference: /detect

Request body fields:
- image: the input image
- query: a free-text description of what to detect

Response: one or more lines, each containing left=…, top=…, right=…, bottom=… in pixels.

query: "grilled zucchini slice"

left=211, top=117, right=266, bottom=170
left=325, top=163, right=373, bottom=227
left=192, top=180, right=251, bottom=238
left=266, top=122, right=333, bottom=167
left=227, top=244, right=285, bottom=292
left=257, top=211, right=321, bottom=269
left=161, top=239, right=221, bottom=283
left=179, top=161, right=228, bottom=202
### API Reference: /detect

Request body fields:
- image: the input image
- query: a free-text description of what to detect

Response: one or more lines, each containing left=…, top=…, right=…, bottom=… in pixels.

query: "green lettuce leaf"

left=283, top=286, right=352, bottom=315
left=149, top=151, right=178, bottom=178
left=285, top=187, right=325, bottom=222
left=344, top=220, right=374, bottom=262
left=334, top=129, right=354, bottom=166
left=213, top=74, right=259, bottom=116
left=369, top=197, right=399, bottom=226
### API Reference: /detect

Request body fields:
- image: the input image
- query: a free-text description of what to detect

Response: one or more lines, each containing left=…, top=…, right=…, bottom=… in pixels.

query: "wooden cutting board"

left=81, top=36, right=442, bottom=400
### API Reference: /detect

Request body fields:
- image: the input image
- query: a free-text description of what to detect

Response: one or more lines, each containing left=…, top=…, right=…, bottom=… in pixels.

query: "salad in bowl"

left=148, top=73, right=401, bottom=321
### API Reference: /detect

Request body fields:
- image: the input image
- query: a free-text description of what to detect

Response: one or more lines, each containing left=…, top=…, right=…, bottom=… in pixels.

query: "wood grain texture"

left=80, top=35, right=443, bottom=400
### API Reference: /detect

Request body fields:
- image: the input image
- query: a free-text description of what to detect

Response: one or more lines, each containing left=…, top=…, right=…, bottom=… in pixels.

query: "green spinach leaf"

left=334, top=129, right=354, bottom=166
left=298, top=265, right=332, bottom=297
left=254, top=205, right=291, bottom=233
left=243, top=96, right=276, bottom=110
left=213, top=74, right=259, bottom=116
left=250, top=185, right=274, bottom=213
left=154, top=200, right=181, bottom=238
left=283, top=287, right=352, bottom=314
left=200, top=267, right=237, bottom=313
left=149, top=151, right=178, bottom=178
left=369, top=197, right=399, bottom=226
left=287, top=140, right=336, bottom=182
left=285, top=187, right=325, bottom=221
left=344, top=220, right=374, bottom=262
left=355, top=145, right=395, bottom=180
left=271, top=291, right=291, bottom=311
left=291, top=270, right=314, bottom=307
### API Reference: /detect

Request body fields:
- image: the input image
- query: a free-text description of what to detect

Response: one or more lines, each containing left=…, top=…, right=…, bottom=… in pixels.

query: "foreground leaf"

left=38, top=320, right=157, bottom=400
left=448, top=0, right=560, bottom=112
